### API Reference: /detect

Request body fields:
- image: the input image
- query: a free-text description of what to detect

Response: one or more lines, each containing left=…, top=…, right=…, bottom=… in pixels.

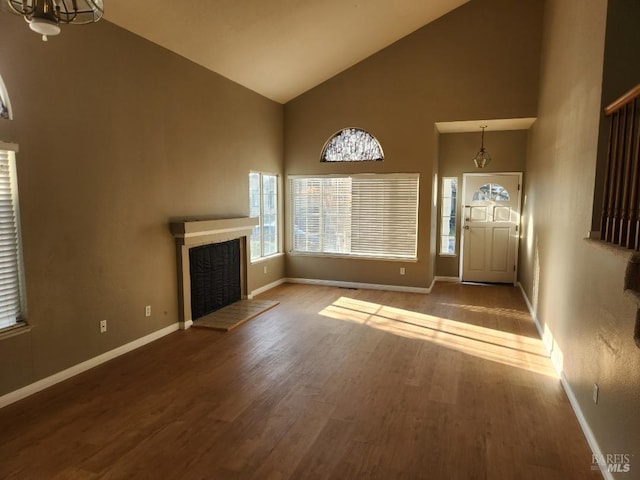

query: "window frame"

left=289, top=173, right=419, bottom=261
left=0, top=74, right=12, bottom=121
left=249, top=171, right=280, bottom=262
left=440, top=176, right=458, bottom=256
left=0, top=143, right=26, bottom=333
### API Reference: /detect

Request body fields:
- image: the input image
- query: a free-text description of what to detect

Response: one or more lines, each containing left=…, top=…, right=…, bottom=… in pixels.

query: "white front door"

left=461, top=173, right=522, bottom=284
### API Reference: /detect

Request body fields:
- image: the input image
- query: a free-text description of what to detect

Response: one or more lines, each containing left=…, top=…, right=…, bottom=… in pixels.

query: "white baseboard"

left=434, top=276, right=460, bottom=283
left=285, top=277, right=431, bottom=294
left=560, top=372, right=613, bottom=480
left=516, top=282, right=544, bottom=340
left=180, top=319, right=193, bottom=330
left=516, top=282, right=610, bottom=479
left=0, top=322, right=180, bottom=409
left=249, top=278, right=287, bottom=298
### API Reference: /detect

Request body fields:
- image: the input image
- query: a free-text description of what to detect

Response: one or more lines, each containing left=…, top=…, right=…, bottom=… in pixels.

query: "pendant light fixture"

left=6, top=0, right=103, bottom=42
left=473, top=125, right=492, bottom=169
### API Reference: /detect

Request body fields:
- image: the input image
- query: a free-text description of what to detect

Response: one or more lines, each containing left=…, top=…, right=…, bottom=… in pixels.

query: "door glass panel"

left=472, top=183, right=510, bottom=201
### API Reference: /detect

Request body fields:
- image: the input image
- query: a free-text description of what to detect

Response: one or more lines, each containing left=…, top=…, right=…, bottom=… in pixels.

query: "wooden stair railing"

left=601, top=84, right=640, bottom=249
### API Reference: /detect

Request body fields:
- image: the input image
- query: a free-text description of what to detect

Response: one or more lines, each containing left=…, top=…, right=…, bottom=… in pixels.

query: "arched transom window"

left=320, top=128, right=384, bottom=162
left=0, top=74, right=12, bottom=120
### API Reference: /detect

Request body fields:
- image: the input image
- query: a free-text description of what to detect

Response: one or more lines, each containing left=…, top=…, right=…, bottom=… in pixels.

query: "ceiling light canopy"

left=7, top=0, right=103, bottom=41
left=473, top=125, right=492, bottom=169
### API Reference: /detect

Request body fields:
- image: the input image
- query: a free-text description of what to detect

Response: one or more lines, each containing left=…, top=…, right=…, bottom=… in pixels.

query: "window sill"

left=439, top=253, right=457, bottom=258
left=0, top=322, right=31, bottom=341
left=288, top=251, right=419, bottom=263
left=250, top=252, right=285, bottom=265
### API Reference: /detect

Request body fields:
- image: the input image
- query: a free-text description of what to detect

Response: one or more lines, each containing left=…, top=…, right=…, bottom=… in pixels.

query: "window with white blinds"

left=0, top=149, right=24, bottom=330
left=290, top=174, right=419, bottom=259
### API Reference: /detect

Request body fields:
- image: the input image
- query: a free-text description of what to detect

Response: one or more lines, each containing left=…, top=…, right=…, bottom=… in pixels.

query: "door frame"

left=459, top=172, right=523, bottom=285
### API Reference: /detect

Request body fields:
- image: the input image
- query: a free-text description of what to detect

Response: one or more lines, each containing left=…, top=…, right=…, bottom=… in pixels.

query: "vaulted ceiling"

left=104, top=0, right=469, bottom=104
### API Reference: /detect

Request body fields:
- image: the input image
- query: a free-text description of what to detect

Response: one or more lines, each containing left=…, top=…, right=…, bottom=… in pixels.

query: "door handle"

left=464, top=226, right=470, bottom=230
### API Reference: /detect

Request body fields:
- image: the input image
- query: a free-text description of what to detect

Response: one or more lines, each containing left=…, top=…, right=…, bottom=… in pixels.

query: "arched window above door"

left=0, top=74, right=12, bottom=120
left=320, top=128, right=384, bottom=162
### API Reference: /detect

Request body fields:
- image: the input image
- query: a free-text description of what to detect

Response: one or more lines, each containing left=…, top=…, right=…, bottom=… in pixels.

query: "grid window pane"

left=440, top=177, right=457, bottom=255
left=249, top=172, right=279, bottom=260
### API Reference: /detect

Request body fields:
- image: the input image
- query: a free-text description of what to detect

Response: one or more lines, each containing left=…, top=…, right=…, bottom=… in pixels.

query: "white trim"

left=287, top=251, right=419, bottom=263
left=516, top=282, right=544, bottom=339
left=516, top=282, right=610, bottom=479
left=180, top=319, right=193, bottom=330
left=0, top=323, right=179, bottom=409
left=434, top=276, right=461, bottom=283
left=285, top=277, right=430, bottom=294
left=249, top=278, right=286, bottom=298
left=428, top=276, right=437, bottom=292
left=435, top=118, right=537, bottom=134
left=169, top=217, right=258, bottom=244
left=0, top=322, right=30, bottom=341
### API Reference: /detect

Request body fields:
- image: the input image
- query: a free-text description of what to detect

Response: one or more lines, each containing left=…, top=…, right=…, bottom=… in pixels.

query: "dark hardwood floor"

left=0, top=282, right=602, bottom=479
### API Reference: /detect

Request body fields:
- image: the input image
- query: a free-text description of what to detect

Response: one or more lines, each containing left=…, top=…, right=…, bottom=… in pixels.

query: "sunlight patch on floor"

left=319, top=296, right=558, bottom=378
left=439, top=302, right=532, bottom=322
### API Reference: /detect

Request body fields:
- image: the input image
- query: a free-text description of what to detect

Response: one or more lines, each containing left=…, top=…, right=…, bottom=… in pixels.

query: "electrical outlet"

left=400, top=267, right=406, bottom=275
left=100, top=320, right=107, bottom=333
left=263, top=266, right=268, bottom=274
left=145, top=305, right=151, bottom=317
left=593, top=383, right=599, bottom=404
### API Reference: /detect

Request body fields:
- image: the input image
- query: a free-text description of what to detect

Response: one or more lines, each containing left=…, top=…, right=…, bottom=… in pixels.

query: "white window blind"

left=291, top=174, right=419, bottom=259
left=0, top=149, right=24, bottom=329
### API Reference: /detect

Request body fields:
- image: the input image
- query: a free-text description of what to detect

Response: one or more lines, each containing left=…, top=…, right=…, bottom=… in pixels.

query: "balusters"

left=601, top=85, right=640, bottom=249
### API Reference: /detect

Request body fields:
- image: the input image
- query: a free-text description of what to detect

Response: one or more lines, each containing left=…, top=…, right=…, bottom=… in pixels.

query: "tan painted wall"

left=0, top=17, right=283, bottom=396
left=284, top=0, right=543, bottom=289
left=436, top=130, right=528, bottom=278
left=519, top=0, right=640, bottom=466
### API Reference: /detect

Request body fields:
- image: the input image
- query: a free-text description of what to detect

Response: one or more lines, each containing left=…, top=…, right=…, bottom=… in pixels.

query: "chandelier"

left=6, top=0, right=103, bottom=41
left=473, top=125, right=492, bottom=169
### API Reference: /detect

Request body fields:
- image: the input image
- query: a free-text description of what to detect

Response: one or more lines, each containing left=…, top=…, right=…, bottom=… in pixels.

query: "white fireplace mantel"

left=170, top=217, right=258, bottom=247
left=170, top=217, right=258, bottom=329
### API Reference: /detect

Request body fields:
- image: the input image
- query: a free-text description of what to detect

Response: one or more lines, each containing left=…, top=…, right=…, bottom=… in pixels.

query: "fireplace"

left=170, top=217, right=258, bottom=329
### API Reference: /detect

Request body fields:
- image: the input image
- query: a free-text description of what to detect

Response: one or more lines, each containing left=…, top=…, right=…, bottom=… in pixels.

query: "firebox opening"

left=189, top=238, right=241, bottom=321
